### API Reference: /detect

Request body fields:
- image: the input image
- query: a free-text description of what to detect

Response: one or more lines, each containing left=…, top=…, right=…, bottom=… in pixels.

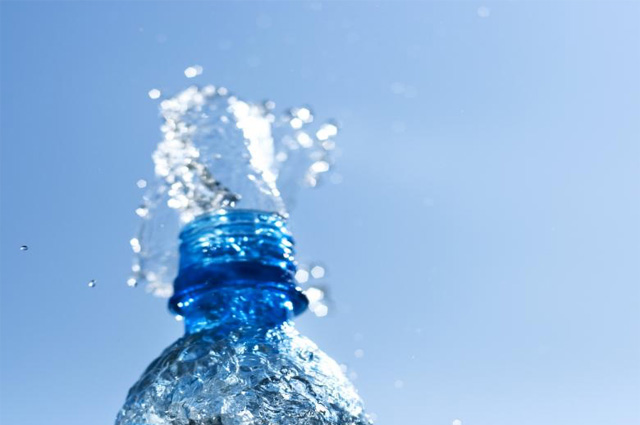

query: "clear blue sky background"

left=1, top=1, right=639, bottom=425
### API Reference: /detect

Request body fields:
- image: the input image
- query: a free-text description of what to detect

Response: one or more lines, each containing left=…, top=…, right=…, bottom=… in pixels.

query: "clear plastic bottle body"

left=116, top=210, right=371, bottom=425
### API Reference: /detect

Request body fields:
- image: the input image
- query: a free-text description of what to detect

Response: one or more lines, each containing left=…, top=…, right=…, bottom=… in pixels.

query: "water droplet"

left=354, top=349, right=365, bottom=359
left=453, top=420, right=463, bottom=425
left=135, top=206, right=149, bottom=217
left=130, top=238, right=141, bottom=253
left=305, top=174, right=318, bottom=187
left=127, top=277, right=138, bottom=288
left=184, top=65, right=203, bottom=78
left=295, top=107, right=313, bottom=123
left=167, top=198, right=182, bottom=209
left=296, top=132, right=314, bottom=148
left=394, top=379, right=404, bottom=389
left=305, top=287, right=325, bottom=303
left=19, top=245, right=29, bottom=251
left=316, top=123, right=338, bottom=141
left=148, top=89, right=161, bottom=99
left=477, top=6, right=490, bottom=18
left=313, top=304, right=329, bottom=317
left=136, top=179, right=147, bottom=189
left=295, top=269, right=310, bottom=283
left=310, top=265, right=325, bottom=279
left=311, top=161, right=330, bottom=173
left=88, top=279, right=96, bottom=288
left=322, top=140, right=336, bottom=151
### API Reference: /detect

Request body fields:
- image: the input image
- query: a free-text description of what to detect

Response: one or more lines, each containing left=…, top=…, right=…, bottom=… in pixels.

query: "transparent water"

left=116, top=322, right=370, bottom=425
left=117, top=84, right=371, bottom=424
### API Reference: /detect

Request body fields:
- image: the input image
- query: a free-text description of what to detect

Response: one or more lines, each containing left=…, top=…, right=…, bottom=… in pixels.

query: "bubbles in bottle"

left=20, top=245, right=29, bottom=251
left=88, top=279, right=97, bottom=288
left=132, top=84, right=340, bottom=297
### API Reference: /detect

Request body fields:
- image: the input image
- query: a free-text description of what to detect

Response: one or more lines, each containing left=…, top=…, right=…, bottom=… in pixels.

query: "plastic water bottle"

left=116, top=209, right=371, bottom=424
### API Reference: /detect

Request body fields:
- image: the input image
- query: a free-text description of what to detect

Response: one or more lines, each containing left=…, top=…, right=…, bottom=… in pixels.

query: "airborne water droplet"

left=88, top=279, right=97, bottom=288
left=184, top=65, right=203, bottom=78
left=310, top=265, right=325, bottom=279
left=295, top=269, right=309, bottom=284
left=20, top=245, right=29, bottom=251
left=135, top=206, right=149, bottom=217
left=313, top=304, right=329, bottom=317
left=148, top=89, right=162, bottom=100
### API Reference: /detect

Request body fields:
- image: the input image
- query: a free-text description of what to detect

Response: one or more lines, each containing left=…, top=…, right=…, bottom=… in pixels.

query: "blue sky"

left=1, top=2, right=639, bottom=424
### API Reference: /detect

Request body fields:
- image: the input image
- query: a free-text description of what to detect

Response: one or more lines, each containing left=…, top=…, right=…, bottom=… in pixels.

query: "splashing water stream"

left=130, top=84, right=339, bottom=298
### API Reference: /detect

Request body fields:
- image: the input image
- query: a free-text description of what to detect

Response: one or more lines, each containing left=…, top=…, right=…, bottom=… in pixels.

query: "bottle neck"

left=169, top=209, right=308, bottom=334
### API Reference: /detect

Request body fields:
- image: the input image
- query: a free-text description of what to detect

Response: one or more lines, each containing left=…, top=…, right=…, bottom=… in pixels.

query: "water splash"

left=132, top=85, right=339, bottom=297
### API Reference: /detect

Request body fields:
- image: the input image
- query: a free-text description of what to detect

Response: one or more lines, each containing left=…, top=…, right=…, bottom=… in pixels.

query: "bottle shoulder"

left=116, top=324, right=371, bottom=425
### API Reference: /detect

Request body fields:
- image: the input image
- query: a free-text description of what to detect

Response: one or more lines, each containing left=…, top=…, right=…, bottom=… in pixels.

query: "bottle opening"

left=169, top=209, right=307, bottom=321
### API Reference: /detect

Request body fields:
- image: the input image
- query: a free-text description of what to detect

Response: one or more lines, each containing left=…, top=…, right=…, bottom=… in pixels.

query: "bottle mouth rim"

left=170, top=208, right=307, bottom=318
left=182, top=208, right=290, bottom=234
